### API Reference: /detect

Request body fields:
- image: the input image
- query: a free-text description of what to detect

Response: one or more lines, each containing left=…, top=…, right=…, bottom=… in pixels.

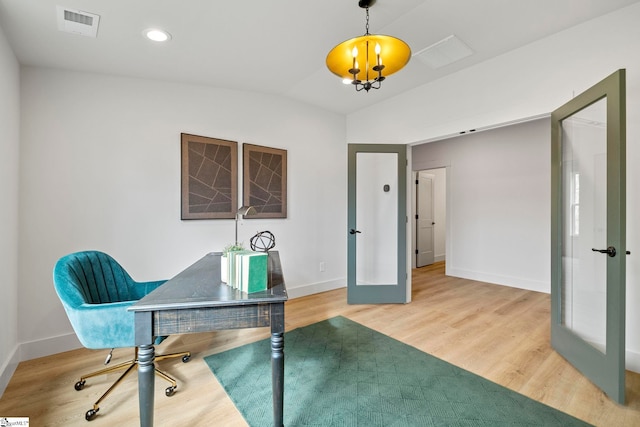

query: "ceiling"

left=1, top=0, right=638, bottom=115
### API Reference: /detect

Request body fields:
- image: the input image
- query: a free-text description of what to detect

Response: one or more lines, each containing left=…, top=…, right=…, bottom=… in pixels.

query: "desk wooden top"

left=129, top=251, right=287, bottom=312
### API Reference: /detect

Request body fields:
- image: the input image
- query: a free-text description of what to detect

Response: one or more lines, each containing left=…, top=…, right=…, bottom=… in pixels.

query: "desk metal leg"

left=138, top=344, right=155, bottom=427
left=271, top=332, right=284, bottom=427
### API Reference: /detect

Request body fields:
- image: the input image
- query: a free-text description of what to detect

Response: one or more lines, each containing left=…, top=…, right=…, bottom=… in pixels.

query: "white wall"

left=348, top=3, right=640, bottom=370
left=17, top=68, right=347, bottom=359
left=413, top=119, right=550, bottom=291
left=0, top=23, right=20, bottom=395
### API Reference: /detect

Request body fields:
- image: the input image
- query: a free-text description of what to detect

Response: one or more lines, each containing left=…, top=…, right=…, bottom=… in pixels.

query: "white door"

left=416, top=172, right=435, bottom=267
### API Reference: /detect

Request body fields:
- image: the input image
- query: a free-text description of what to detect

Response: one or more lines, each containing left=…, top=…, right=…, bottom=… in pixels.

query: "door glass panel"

left=356, top=152, right=398, bottom=285
left=561, top=97, right=607, bottom=353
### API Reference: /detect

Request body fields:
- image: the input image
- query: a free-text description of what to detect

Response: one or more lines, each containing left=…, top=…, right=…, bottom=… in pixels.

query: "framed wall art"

left=243, top=143, right=287, bottom=218
left=181, top=133, right=238, bottom=219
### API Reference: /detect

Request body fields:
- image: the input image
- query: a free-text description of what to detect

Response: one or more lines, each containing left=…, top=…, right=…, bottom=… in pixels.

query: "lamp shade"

left=326, top=34, right=411, bottom=81
left=237, top=206, right=256, bottom=216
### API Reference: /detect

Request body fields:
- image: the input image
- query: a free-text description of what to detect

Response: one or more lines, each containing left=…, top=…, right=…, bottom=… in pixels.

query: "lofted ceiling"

left=1, top=0, right=638, bottom=115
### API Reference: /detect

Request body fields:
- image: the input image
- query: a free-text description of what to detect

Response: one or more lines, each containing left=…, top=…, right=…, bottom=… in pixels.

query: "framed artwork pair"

left=180, top=133, right=287, bottom=220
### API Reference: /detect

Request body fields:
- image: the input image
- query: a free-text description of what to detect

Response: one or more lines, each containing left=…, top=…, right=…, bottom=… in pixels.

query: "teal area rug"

left=204, top=316, right=592, bottom=426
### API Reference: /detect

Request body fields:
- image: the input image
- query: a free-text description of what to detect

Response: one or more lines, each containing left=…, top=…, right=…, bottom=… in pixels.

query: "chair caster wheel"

left=75, top=380, right=86, bottom=391
left=165, top=386, right=176, bottom=397
left=85, top=408, right=98, bottom=421
left=182, top=354, right=191, bottom=363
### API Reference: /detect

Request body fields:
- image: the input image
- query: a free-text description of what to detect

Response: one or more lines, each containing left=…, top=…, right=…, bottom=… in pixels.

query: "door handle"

left=591, top=247, right=632, bottom=256
left=592, top=246, right=617, bottom=257
left=349, top=229, right=361, bottom=235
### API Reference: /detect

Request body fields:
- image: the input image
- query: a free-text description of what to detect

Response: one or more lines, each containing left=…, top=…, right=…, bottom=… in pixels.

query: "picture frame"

left=181, top=133, right=238, bottom=220
left=243, top=143, right=287, bottom=218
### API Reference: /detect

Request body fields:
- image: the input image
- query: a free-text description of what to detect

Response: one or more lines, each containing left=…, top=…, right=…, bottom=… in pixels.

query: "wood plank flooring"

left=1, top=262, right=639, bottom=426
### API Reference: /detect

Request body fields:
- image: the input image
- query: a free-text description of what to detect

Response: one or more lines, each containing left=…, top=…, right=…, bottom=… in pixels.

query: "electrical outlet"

left=319, top=262, right=326, bottom=272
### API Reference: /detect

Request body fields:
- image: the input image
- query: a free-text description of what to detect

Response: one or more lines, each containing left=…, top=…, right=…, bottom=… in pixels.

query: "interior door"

left=551, top=69, right=627, bottom=403
left=416, top=171, right=435, bottom=267
left=347, top=144, right=408, bottom=304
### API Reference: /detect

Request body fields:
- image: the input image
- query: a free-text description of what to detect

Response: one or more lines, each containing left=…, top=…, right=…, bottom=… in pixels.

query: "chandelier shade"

left=325, top=0, right=411, bottom=92
left=326, top=34, right=411, bottom=82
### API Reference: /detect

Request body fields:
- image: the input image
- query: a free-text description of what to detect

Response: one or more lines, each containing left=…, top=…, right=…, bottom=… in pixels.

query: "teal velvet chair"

left=53, top=250, right=191, bottom=421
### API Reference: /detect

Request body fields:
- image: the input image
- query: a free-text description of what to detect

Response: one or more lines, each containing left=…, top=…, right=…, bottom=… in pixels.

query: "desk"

left=129, top=251, right=287, bottom=427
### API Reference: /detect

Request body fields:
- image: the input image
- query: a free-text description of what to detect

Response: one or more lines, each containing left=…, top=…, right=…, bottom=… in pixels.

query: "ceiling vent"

left=57, top=6, right=100, bottom=38
left=413, top=35, right=473, bottom=69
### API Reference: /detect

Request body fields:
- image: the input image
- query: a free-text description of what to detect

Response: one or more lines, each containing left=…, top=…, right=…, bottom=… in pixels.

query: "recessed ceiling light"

left=144, top=28, right=171, bottom=42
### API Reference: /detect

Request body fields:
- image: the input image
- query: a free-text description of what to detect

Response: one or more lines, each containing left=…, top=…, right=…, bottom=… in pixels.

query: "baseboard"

left=286, top=278, right=346, bottom=299
left=19, top=332, right=82, bottom=362
left=434, top=255, right=446, bottom=263
left=0, top=345, right=20, bottom=398
left=447, top=267, right=550, bottom=294
left=626, top=348, right=640, bottom=373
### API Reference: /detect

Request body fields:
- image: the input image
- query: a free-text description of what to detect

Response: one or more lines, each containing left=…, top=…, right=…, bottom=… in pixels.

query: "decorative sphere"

left=250, top=231, right=276, bottom=252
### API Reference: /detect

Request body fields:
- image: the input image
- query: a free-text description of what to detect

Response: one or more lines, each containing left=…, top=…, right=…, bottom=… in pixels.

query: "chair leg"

left=153, top=350, right=191, bottom=397
left=154, top=350, right=191, bottom=363
left=77, top=359, right=136, bottom=383
left=85, top=362, right=138, bottom=421
left=155, top=367, right=178, bottom=396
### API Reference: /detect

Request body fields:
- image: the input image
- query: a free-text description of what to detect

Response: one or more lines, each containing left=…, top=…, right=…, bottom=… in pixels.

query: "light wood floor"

left=1, top=262, right=639, bottom=426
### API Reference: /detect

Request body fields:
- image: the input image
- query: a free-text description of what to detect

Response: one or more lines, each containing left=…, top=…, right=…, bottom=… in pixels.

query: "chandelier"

left=326, top=0, right=411, bottom=92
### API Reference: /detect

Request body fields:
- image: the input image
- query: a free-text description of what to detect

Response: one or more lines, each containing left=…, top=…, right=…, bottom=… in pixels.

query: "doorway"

left=414, top=167, right=447, bottom=268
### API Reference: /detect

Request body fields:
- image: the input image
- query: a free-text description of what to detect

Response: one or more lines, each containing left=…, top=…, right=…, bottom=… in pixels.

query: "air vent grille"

left=57, top=6, right=100, bottom=38
left=64, top=10, right=93, bottom=26
left=414, top=35, right=474, bottom=69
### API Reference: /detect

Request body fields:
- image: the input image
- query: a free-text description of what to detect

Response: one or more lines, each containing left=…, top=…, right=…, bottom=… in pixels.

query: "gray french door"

left=347, top=144, right=408, bottom=304
left=551, top=69, right=627, bottom=403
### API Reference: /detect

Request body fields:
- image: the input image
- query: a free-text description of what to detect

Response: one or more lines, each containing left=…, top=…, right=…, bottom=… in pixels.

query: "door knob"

left=592, top=246, right=617, bottom=257
left=349, top=229, right=361, bottom=235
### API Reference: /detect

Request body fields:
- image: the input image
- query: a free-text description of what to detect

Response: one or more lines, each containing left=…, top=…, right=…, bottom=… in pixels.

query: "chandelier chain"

left=365, top=7, right=370, bottom=35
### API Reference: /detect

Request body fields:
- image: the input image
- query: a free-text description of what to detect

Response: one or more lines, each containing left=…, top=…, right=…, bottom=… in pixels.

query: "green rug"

left=204, top=316, right=592, bottom=426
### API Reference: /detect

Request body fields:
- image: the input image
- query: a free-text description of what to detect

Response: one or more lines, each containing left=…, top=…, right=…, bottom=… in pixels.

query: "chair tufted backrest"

left=54, top=251, right=136, bottom=306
